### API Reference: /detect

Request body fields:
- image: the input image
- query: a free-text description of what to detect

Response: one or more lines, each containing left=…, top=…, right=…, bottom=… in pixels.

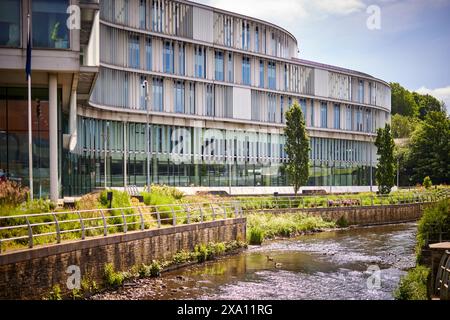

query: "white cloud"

left=416, top=86, right=450, bottom=111
left=192, top=0, right=366, bottom=28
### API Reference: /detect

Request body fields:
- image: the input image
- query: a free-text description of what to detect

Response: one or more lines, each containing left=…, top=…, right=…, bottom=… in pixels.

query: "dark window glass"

left=32, top=0, right=70, bottom=49
left=0, top=0, right=21, bottom=47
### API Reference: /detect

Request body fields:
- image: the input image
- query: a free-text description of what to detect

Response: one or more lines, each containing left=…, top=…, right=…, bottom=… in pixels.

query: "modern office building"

left=0, top=0, right=391, bottom=200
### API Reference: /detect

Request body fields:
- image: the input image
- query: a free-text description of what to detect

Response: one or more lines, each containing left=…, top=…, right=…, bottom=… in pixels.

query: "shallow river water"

left=93, top=223, right=417, bottom=300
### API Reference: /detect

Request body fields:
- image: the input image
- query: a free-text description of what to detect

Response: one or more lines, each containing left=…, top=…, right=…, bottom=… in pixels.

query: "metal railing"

left=0, top=190, right=448, bottom=253
left=238, top=190, right=449, bottom=213
left=0, top=202, right=243, bottom=253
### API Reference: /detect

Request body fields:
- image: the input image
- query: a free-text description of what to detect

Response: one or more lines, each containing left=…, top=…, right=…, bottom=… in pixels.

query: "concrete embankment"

left=0, top=218, right=246, bottom=300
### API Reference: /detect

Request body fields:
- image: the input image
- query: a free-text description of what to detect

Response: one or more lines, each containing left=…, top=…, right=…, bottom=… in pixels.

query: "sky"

left=192, top=0, right=450, bottom=111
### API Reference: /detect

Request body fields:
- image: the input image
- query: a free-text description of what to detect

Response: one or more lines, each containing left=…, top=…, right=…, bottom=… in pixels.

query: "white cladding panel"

left=233, top=87, right=251, bottom=120
left=193, top=7, right=213, bottom=43
left=314, top=69, right=329, bottom=97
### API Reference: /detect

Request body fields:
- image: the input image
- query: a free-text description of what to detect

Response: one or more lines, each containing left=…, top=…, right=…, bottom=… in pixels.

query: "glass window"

left=284, top=65, right=288, bottom=90
left=259, top=60, right=264, bottom=88
left=280, top=96, right=284, bottom=124
left=140, top=76, right=147, bottom=110
left=320, top=102, right=328, bottom=128
left=255, top=27, right=259, bottom=53
left=268, top=94, right=276, bottom=122
left=178, top=43, right=185, bottom=76
left=163, top=41, right=174, bottom=73
left=242, top=57, right=251, bottom=85
left=32, top=0, right=70, bottom=49
left=356, top=107, right=363, bottom=131
left=174, top=81, right=185, bottom=114
left=215, top=51, right=224, bottom=81
left=334, top=104, right=341, bottom=129
left=268, top=62, right=276, bottom=90
left=227, top=53, right=233, bottom=83
left=206, top=84, right=214, bottom=117
left=140, top=0, right=146, bottom=29
left=195, top=46, right=206, bottom=78
left=145, top=37, right=152, bottom=71
left=346, top=106, right=352, bottom=131
left=188, top=82, right=195, bottom=115
left=310, top=100, right=314, bottom=127
left=0, top=0, right=21, bottom=47
left=152, top=0, right=163, bottom=32
left=300, top=99, right=307, bottom=122
left=242, top=22, right=250, bottom=50
left=128, top=35, right=140, bottom=69
left=224, top=17, right=232, bottom=47
left=358, top=80, right=364, bottom=103
left=152, top=78, right=163, bottom=112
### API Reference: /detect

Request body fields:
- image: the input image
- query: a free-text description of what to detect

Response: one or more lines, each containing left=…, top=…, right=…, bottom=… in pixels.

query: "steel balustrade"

left=0, top=190, right=448, bottom=253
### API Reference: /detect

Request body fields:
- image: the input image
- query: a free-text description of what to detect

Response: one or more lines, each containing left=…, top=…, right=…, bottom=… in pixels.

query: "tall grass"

left=246, top=213, right=335, bottom=244
left=394, top=266, right=430, bottom=300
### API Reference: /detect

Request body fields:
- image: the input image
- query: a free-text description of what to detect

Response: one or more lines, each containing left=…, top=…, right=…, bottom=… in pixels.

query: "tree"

left=390, top=82, right=419, bottom=117
left=391, top=114, right=419, bottom=139
left=412, top=92, right=445, bottom=120
left=284, top=102, right=310, bottom=195
left=408, top=111, right=450, bottom=184
left=375, top=124, right=396, bottom=194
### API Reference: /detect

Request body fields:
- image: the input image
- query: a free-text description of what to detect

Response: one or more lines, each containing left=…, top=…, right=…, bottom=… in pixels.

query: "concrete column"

left=49, top=74, right=58, bottom=202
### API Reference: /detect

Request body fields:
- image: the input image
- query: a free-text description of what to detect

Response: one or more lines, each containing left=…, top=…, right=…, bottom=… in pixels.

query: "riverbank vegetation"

left=394, top=199, right=449, bottom=300
left=44, top=240, right=246, bottom=300
left=246, top=213, right=335, bottom=245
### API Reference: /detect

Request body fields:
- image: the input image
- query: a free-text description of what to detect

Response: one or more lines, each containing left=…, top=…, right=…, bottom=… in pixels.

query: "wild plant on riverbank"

left=394, top=266, right=430, bottom=300
left=246, top=213, right=335, bottom=244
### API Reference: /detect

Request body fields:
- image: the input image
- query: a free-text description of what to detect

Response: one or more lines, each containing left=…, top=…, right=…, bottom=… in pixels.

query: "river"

left=93, top=223, right=417, bottom=300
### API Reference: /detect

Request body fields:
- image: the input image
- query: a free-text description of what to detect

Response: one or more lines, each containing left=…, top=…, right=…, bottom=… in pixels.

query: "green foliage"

left=416, top=199, right=450, bottom=261
left=249, top=227, right=265, bottom=245
left=408, top=111, right=450, bottom=185
left=247, top=213, right=335, bottom=244
left=390, top=82, right=419, bottom=117
left=394, top=266, right=430, bottom=300
left=99, top=190, right=138, bottom=231
left=284, top=102, right=310, bottom=195
left=412, top=92, right=445, bottom=120
left=336, top=216, right=349, bottom=228
left=149, top=260, right=162, bottom=277
left=423, top=176, right=432, bottom=189
left=45, top=285, right=62, bottom=300
left=391, top=114, right=419, bottom=139
left=103, top=263, right=124, bottom=287
left=375, top=124, right=396, bottom=194
left=141, top=187, right=184, bottom=224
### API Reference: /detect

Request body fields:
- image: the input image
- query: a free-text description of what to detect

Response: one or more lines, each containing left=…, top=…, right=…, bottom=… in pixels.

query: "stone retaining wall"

left=0, top=218, right=246, bottom=300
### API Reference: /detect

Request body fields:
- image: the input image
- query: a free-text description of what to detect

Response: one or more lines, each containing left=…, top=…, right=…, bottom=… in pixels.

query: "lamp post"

left=142, top=80, right=151, bottom=192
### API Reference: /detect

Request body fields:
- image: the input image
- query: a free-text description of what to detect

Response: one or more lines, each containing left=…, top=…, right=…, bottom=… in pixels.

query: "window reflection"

left=32, top=0, right=70, bottom=49
left=0, top=0, right=21, bottom=47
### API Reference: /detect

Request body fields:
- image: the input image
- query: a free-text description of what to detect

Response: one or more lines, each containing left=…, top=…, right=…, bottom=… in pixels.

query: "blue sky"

left=192, top=0, right=450, bottom=109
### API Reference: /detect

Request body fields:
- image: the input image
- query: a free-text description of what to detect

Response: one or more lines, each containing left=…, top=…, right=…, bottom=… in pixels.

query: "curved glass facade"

left=62, top=0, right=391, bottom=196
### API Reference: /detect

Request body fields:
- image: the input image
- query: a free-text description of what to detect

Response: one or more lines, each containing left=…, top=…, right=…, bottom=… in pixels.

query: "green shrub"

left=423, top=176, right=432, bottom=189
left=194, top=244, right=210, bottom=262
left=336, top=216, right=349, bottom=228
left=394, top=266, right=430, bottom=300
left=103, top=263, right=124, bottom=287
left=416, top=199, right=450, bottom=260
left=149, top=260, right=162, bottom=277
left=172, top=250, right=194, bottom=264
left=45, top=285, right=62, bottom=300
left=248, top=227, right=265, bottom=245
left=99, top=190, right=138, bottom=231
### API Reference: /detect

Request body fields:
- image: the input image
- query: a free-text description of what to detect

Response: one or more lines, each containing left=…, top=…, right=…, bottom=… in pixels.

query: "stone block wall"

left=0, top=218, right=246, bottom=300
